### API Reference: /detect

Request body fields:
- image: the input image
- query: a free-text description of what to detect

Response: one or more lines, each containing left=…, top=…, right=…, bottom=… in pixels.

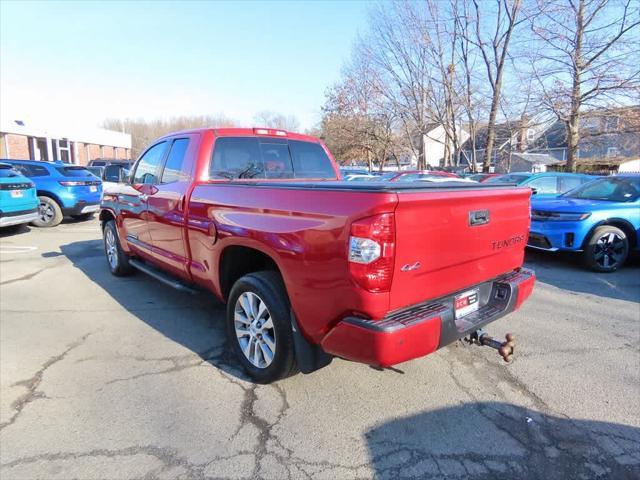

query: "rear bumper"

left=0, top=208, right=39, bottom=227
left=62, top=202, right=100, bottom=216
left=320, top=268, right=535, bottom=367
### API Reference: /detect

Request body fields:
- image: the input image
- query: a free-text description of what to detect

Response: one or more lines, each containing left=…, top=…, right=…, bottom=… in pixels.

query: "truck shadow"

left=57, top=239, right=251, bottom=382
left=366, top=401, right=640, bottom=479
left=524, top=249, right=640, bottom=303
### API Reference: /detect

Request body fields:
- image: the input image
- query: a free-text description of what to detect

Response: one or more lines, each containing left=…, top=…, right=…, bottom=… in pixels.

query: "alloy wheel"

left=39, top=202, right=55, bottom=224
left=594, top=232, right=625, bottom=269
left=105, top=228, right=118, bottom=269
left=234, top=291, right=276, bottom=368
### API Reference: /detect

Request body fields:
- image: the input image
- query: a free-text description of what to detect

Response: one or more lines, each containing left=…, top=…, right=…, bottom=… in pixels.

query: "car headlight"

left=531, top=211, right=591, bottom=221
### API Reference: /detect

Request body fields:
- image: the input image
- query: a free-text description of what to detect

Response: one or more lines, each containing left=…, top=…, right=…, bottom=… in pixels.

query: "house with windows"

left=0, top=119, right=131, bottom=165
left=529, top=105, right=640, bottom=172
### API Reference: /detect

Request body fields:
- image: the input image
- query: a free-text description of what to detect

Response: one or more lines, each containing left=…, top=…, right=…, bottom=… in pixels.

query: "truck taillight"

left=349, top=213, right=395, bottom=292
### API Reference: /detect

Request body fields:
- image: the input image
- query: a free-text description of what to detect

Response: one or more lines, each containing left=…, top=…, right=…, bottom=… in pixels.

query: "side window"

left=160, top=138, right=191, bottom=183
left=559, top=176, right=583, bottom=193
left=527, top=176, right=558, bottom=194
left=210, top=137, right=263, bottom=179
left=12, top=164, right=49, bottom=177
left=132, top=142, right=167, bottom=184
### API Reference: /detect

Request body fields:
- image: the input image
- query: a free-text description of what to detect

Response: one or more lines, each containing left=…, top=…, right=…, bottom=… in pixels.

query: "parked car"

left=528, top=174, right=640, bottom=272
left=466, top=173, right=500, bottom=183
left=385, top=170, right=460, bottom=182
left=484, top=172, right=595, bottom=198
left=87, top=164, right=131, bottom=191
left=88, top=158, right=134, bottom=169
left=99, top=127, right=535, bottom=383
left=3, top=160, right=103, bottom=227
left=0, top=163, right=38, bottom=228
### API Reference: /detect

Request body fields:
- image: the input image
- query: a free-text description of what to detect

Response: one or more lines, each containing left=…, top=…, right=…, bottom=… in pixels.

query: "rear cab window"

left=210, top=136, right=335, bottom=180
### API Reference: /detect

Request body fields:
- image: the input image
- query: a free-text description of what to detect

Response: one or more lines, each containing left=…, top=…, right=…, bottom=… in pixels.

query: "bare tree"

left=102, top=115, right=236, bottom=158
left=531, top=0, right=640, bottom=171
left=466, top=0, right=523, bottom=172
left=253, top=111, right=300, bottom=131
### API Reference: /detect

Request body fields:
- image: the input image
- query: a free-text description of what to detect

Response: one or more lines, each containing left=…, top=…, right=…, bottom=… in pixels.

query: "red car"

left=100, top=128, right=535, bottom=383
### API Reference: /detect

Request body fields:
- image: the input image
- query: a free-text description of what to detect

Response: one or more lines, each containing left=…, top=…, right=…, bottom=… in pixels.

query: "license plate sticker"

left=10, top=190, right=23, bottom=198
left=90, top=185, right=98, bottom=192
left=455, top=289, right=479, bottom=319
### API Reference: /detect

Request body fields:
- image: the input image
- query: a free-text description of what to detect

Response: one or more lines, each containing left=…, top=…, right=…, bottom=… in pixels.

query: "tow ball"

left=466, top=330, right=515, bottom=363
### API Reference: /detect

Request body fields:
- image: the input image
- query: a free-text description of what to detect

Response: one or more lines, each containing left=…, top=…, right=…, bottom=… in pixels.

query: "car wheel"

left=71, top=213, right=94, bottom=221
left=226, top=271, right=298, bottom=383
left=103, top=220, right=134, bottom=276
left=584, top=225, right=629, bottom=272
left=32, top=196, right=63, bottom=227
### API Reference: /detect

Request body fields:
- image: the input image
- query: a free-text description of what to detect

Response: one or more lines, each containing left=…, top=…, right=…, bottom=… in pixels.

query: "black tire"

left=71, top=213, right=94, bottom=221
left=32, top=196, right=63, bottom=227
left=583, top=225, right=629, bottom=272
left=103, top=220, right=134, bottom=276
left=226, top=271, right=298, bottom=383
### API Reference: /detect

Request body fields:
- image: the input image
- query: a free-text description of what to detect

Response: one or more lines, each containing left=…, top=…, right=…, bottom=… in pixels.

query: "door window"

left=527, top=176, right=558, bottom=194
left=160, top=138, right=191, bottom=183
left=132, top=142, right=167, bottom=184
left=559, top=176, right=584, bottom=193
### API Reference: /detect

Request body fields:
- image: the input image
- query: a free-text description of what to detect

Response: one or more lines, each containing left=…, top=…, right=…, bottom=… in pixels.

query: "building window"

left=605, top=116, right=619, bottom=132
left=30, top=137, right=49, bottom=161
left=58, top=139, right=72, bottom=163
left=607, top=147, right=619, bottom=157
left=526, top=128, right=535, bottom=142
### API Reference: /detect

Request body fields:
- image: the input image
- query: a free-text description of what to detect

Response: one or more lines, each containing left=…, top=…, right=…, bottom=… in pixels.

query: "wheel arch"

left=219, top=245, right=283, bottom=302
left=582, top=218, right=637, bottom=249
left=36, top=190, right=63, bottom=207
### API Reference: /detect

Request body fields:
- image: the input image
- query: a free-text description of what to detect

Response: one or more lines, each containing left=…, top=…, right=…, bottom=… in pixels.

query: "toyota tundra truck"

left=99, top=128, right=535, bottom=383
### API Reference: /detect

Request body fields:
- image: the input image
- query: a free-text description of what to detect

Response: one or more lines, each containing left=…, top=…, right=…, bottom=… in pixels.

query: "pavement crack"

left=0, top=262, right=60, bottom=286
left=0, top=331, right=96, bottom=431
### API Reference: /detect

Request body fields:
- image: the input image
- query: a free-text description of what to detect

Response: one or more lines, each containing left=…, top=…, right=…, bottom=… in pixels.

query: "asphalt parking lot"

left=1, top=219, right=639, bottom=480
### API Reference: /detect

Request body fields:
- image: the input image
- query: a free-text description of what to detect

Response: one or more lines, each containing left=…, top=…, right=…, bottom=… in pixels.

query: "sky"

left=0, top=0, right=372, bottom=131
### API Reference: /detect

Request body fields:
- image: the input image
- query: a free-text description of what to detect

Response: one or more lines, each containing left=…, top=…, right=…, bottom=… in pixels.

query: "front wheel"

left=583, top=225, right=629, bottom=272
left=32, top=196, right=63, bottom=227
left=226, top=271, right=298, bottom=383
left=103, top=220, right=134, bottom=276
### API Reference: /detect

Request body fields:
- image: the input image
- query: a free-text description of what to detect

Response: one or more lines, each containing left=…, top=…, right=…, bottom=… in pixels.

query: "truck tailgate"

left=390, top=186, right=531, bottom=310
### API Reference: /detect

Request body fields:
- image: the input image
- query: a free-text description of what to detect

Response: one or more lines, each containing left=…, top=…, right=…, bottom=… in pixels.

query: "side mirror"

left=531, top=188, right=538, bottom=195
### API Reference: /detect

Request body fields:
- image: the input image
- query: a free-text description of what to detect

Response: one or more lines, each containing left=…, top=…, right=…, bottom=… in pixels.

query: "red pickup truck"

left=100, top=128, right=535, bottom=383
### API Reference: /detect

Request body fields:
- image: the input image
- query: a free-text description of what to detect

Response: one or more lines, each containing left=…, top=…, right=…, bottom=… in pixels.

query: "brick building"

left=0, top=119, right=131, bottom=165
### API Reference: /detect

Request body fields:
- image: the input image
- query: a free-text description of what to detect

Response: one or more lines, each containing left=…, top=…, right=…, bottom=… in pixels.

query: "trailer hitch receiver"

left=467, top=330, right=515, bottom=362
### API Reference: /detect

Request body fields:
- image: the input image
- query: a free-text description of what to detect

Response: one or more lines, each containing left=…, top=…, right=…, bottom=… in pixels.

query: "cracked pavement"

left=1, top=220, right=639, bottom=479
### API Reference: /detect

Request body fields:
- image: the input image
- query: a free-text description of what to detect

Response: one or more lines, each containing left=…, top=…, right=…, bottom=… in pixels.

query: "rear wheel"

left=226, top=271, right=298, bottom=383
left=584, top=225, right=629, bottom=272
left=103, top=220, right=134, bottom=276
left=32, top=196, right=63, bottom=228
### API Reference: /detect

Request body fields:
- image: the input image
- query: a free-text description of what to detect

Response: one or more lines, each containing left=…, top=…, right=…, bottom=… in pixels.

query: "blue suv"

left=529, top=175, right=640, bottom=272
left=2, top=160, right=103, bottom=227
left=0, top=163, right=39, bottom=228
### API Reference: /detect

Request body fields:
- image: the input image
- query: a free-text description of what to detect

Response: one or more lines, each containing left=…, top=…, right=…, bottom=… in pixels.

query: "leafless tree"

left=531, top=0, right=640, bottom=171
left=253, top=111, right=300, bottom=131
left=464, top=0, right=523, bottom=172
left=102, top=115, right=236, bottom=158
